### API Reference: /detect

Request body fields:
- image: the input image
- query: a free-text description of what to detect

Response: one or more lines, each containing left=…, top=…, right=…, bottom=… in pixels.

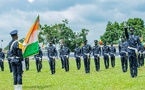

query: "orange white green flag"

left=22, top=16, right=40, bottom=58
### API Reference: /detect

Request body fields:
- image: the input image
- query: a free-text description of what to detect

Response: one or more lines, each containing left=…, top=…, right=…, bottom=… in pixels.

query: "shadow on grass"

left=137, top=75, right=145, bottom=78
left=23, top=85, right=51, bottom=89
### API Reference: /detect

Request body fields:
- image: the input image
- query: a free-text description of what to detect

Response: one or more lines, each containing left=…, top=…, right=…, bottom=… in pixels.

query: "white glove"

left=48, top=58, right=50, bottom=62
left=135, top=49, right=138, bottom=53
left=126, top=53, right=128, bottom=56
left=53, top=57, right=55, bottom=59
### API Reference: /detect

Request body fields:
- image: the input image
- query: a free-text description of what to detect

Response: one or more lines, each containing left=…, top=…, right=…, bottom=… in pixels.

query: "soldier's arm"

left=58, top=49, right=61, bottom=57
left=89, top=45, right=92, bottom=55
left=114, top=47, right=116, bottom=54
left=108, top=47, right=111, bottom=54
left=81, top=47, right=83, bottom=56
left=55, top=48, right=58, bottom=57
left=99, top=47, right=101, bottom=55
left=47, top=47, right=49, bottom=57
left=92, top=47, right=94, bottom=56
left=118, top=44, right=121, bottom=53
left=74, top=49, right=76, bottom=57
left=102, top=47, right=104, bottom=55
left=39, top=49, right=43, bottom=58
left=68, top=48, right=70, bottom=56
left=137, top=37, right=141, bottom=52
left=3, top=53, right=5, bottom=59
left=124, top=27, right=129, bottom=39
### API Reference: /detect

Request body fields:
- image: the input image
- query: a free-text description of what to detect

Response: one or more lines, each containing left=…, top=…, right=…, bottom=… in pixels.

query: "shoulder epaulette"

left=18, top=42, right=23, bottom=49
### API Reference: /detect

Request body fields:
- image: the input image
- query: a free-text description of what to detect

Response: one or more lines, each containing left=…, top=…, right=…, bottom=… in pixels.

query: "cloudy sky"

left=0, top=0, right=145, bottom=48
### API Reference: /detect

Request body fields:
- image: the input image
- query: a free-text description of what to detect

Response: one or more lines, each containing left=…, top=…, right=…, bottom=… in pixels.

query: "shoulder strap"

left=10, top=40, right=18, bottom=52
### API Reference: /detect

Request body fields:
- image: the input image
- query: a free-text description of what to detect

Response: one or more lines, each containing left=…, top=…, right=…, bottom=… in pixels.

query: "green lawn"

left=0, top=58, right=145, bottom=90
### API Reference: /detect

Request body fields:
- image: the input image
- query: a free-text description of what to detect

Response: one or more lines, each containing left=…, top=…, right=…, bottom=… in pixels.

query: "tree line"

left=4, top=18, right=145, bottom=51
left=100, top=18, right=145, bottom=45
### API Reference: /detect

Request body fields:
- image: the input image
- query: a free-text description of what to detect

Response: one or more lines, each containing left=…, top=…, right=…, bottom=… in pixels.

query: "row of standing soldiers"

left=2, top=39, right=144, bottom=75
left=46, top=40, right=117, bottom=74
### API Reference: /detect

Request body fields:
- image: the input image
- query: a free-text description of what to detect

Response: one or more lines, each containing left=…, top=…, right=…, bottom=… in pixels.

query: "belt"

left=10, top=56, right=20, bottom=59
left=121, top=51, right=128, bottom=53
left=36, top=56, right=42, bottom=59
left=84, top=53, right=89, bottom=56
left=104, top=53, right=109, bottom=55
left=110, top=53, right=115, bottom=55
left=138, top=52, right=143, bottom=54
left=49, top=56, right=55, bottom=59
left=128, top=46, right=137, bottom=51
left=94, top=54, right=99, bottom=56
left=76, top=55, right=80, bottom=57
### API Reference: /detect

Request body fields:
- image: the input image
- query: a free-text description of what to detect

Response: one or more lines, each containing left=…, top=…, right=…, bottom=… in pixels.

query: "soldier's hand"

left=126, top=53, right=128, bottom=56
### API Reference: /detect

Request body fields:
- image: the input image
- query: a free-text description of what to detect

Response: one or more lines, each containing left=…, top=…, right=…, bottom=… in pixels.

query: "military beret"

left=83, top=39, right=87, bottom=42
left=10, top=30, right=18, bottom=36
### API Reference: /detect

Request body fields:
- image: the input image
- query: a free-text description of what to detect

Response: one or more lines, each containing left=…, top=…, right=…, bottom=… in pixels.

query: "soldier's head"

left=94, top=40, right=98, bottom=45
left=83, top=40, right=88, bottom=45
left=129, top=27, right=134, bottom=35
left=49, top=41, right=53, bottom=46
left=121, top=38, right=125, bottom=42
left=76, top=43, right=79, bottom=47
left=104, top=42, right=106, bottom=46
left=10, top=30, right=18, bottom=40
left=0, top=48, right=2, bottom=52
left=111, top=42, right=113, bottom=46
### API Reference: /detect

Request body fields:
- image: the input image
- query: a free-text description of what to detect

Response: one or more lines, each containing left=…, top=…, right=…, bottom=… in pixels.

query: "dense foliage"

left=38, top=19, right=89, bottom=51
left=100, top=18, right=145, bottom=44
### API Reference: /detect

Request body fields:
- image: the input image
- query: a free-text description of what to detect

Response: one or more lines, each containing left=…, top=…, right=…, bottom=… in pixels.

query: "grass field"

left=0, top=58, right=145, bottom=90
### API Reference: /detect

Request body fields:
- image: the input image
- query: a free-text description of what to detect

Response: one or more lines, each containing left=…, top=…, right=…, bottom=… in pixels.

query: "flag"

left=22, top=16, right=40, bottom=58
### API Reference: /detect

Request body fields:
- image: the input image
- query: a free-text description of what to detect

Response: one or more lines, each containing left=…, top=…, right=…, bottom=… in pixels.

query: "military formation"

left=0, top=24, right=145, bottom=90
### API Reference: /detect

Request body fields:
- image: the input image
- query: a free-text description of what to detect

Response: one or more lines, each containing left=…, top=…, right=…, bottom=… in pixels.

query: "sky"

left=0, top=0, right=145, bottom=48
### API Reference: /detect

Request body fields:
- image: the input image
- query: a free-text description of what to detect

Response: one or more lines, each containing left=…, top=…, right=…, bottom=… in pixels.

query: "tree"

left=101, top=21, right=120, bottom=44
left=38, top=19, right=89, bottom=51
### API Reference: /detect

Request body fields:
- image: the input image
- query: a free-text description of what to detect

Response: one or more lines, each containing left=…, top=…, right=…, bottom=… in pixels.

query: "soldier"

left=74, top=43, right=81, bottom=70
left=47, top=41, right=57, bottom=74
left=59, top=45, right=64, bottom=69
left=92, top=40, right=101, bottom=71
left=109, top=42, right=116, bottom=67
left=124, top=25, right=141, bottom=77
left=118, top=38, right=128, bottom=72
left=102, top=42, right=110, bottom=69
left=8, top=30, right=23, bottom=90
left=0, top=48, right=5, bottom=71
left=7, top=50, right=12, bottom=72
left=81, top=40, right=92, bottom=73
left=138, top=44, right=144, bottom=67
left=25, top=57, right=29, bottom=71
left=62, top=43, right=70, bottom=72
left=34, top=47, right=43, bottom=72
